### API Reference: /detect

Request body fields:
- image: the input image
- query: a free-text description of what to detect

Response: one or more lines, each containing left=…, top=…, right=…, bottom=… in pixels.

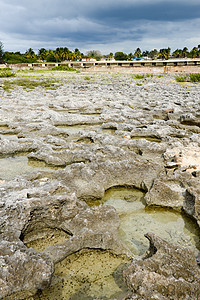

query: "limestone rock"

left=124, top=233, right=200, bottom=300
left=0, top=241, right=53, bottom=299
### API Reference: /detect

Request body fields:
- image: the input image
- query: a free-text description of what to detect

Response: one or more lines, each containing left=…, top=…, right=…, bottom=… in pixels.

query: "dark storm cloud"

left=0, top=0, right=200, bottom=52
left=90, top=2, right=200, bottom=22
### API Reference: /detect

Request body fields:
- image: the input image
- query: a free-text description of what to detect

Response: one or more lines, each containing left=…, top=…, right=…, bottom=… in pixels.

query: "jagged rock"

left=0, top=241, right=53, bottom=299
left=145, top=177, right=185, bottom=210
left=124, top=233, right=200, bottom=300
left=0, top=72, right=200, bottom=299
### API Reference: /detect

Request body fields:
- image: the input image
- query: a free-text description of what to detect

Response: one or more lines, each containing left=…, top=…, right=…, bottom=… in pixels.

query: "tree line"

left=0, top=42, right=200, bottom=64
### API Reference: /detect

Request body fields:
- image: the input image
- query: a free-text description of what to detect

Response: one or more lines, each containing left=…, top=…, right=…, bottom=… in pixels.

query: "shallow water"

left=131, top=136, right=161, bottom=143
left=0, top=134, right=18, bottom=141
left=56, top=124, right=102, bottom=135
left=23, top=228, right=70, bottom=251
left=102, top=187, right=200, bottom=257
left=0, top=156, right=56, bottom=180
left=56, top=124, right=116, bottom=136
left=33, top=249, right=131, bottom=300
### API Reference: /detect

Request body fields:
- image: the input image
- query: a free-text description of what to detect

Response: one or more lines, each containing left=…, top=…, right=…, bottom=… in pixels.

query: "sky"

left=0, top=0, right=200, bottom=54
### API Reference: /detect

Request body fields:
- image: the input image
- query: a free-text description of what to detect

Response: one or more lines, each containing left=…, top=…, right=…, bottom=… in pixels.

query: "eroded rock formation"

left=0, top=71, right=200, bottom=299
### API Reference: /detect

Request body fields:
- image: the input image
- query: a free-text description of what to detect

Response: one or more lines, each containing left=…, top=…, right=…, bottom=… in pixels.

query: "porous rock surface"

left=0, top=71, right=200, bottom=299
left=124, top=233, right=200, bottom=300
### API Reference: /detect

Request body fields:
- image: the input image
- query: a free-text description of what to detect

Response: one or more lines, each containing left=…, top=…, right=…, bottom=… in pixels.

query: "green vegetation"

left=86, top=50, right=102, bottom=60
left=174, top=73, right=200, bottom=83
left=0, top=68, right=16, bottom=78
left=189, top=73, right=200, bottom=82
left=114, top=52, right=128, bottom=61
left=84, top=76, right=91, bottom=80
left=136, top=83, right=143, bottom=86
left=158, top=47, right=171, bottom=60
left=174, top=75, right=189, bottom=82
left=1, top=40, right=200, bottom=64
left=128, top=104, right=137, bottom=110
left=3, top=50, right=37, bottom=64
left=0, top=41, right=3, bottom=63
left=133, top=74, right=153, bottom=79
left=51, top=66, right=76, bottom=71
left=1, top=78, right=60, bottom=92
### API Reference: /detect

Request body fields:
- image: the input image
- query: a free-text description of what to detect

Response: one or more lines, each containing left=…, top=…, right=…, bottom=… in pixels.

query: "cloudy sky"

left=0, top=0, right=200, bottom=54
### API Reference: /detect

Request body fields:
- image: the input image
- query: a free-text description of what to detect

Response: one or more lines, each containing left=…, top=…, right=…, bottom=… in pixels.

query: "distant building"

left=101, top=58, right=115, bottom=61
left=132, top=58, right=143, bottom=61
left=81, top=58, right=96, bottom=62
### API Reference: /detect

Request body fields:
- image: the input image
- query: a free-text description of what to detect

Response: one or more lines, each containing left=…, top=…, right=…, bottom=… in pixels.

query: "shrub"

left=84, top=76, right=91, bottom=80
left=175, top=73, right=200, bottom=83
left=145, top=73, right=153, bottom=78
left=0, top=69, right=15, bottom=78
left=174, top=75, right=189, bottom=82
left=51, top=66, right=76, bottom=71
left=133, top=74, right=146, bottom=79
left=133, top=74, right=153, bottom=79
left=189, top=73, right=200, bottom=82
left=1, top=78, right=60, bottom=91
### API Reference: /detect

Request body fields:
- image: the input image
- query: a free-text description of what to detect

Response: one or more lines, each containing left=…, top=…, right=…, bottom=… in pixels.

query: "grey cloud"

left=89, top=3, right=200, bottom=22
left=0, top=0, right=200, bottom=53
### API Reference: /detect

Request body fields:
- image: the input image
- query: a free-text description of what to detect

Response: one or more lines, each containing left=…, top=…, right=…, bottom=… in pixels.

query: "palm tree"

left=134, top=48, right=142, bottom=58
left=172, top=49, right=182, bottom=58
left=182, top=47, right=189, bottom=58
left=25, top=48, right=36, bottom=59
left=0, top=41, right=3, bottom=62
left=190, top=47, right=198, bottom=58
left=127, top=52, right=134, bottom=60
left=158, top=47, right=171, bottom=60
left=38, top=48, right=47, bottom=61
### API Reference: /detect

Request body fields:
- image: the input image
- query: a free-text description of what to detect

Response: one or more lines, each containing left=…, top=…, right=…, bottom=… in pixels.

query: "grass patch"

left=51, top=66, right=76, bottom=71
left=128, top=104, right=137, bottom=110
left=175, top=73, right=200, bottom=83
left=189, top=73, right=200, bottom=82
left=1, top=78, right=60, bottom=92
left=136, top=83, right=143, bottom=86
left=0, top=69, right=16, bottom=78
left=84, top=76, right=91, bottom=80
left=133, top=73, right=153, bottom=79
left=174, top=75, right=189, bottom=82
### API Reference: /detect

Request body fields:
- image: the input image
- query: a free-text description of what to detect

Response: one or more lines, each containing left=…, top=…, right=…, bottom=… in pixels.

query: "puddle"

left=56, top=124, right=102, bottom=135
left=55, top=124, right=117, bottom=137
left=100, top=187, right=200, bottom=257
left=76, top=137, right=94, bottom=144
left=23, top=228, right=71, bottom=252
left=131, top=136, right=161, bottom=143
left=0, top=125, right=9, bottom=130
left=0, top=156, right=57, bottom=180
left=0, top=134, right=18, bottom=141
left=80, top=112, right=101, bottom=116
left=52, top=109, right=101, bottom=115
left=33, top=249, right=131, bottom=300
left=102, top=128, right=116, bottom=134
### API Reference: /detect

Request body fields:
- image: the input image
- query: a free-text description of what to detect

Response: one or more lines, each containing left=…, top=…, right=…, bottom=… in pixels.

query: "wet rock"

left=0, top=72, right=200, bottom=298
left=124, top=233, right=200, bottom=300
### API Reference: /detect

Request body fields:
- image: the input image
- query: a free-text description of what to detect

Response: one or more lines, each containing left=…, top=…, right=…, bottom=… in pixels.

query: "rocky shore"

left=0, top=71, right=200, bottom=299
